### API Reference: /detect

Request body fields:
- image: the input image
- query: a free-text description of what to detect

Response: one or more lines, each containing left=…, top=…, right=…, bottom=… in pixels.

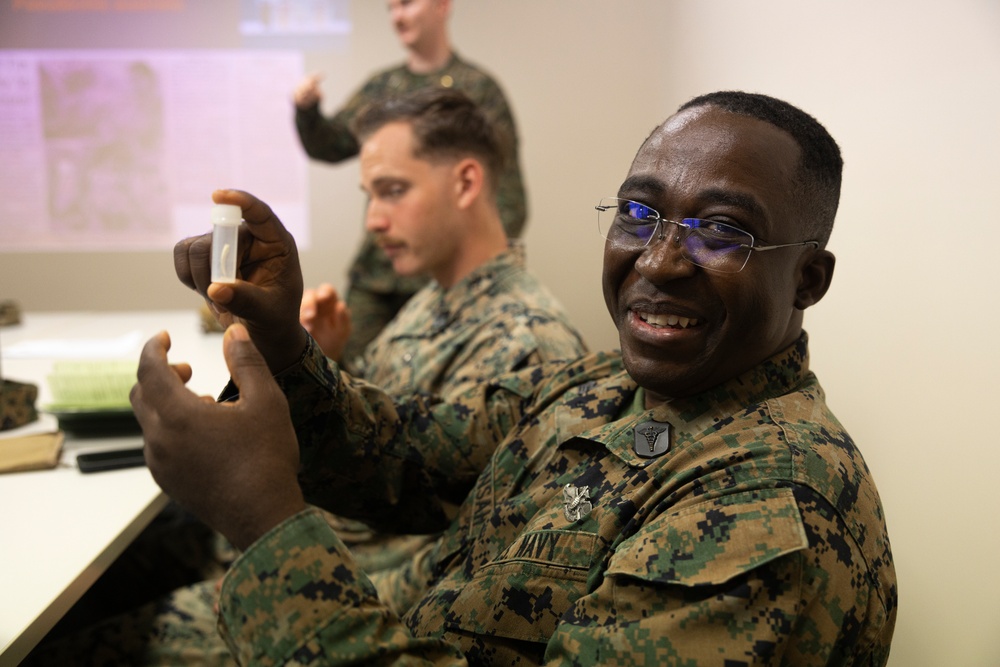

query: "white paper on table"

left=2, top=331, right=144, bottom=360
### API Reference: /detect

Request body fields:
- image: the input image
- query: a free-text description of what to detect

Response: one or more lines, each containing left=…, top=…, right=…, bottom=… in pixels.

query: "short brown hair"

left=352, top=87, right=506, bottom=193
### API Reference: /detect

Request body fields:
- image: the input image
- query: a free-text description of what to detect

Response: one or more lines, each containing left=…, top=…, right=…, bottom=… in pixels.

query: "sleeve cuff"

left=217, top=508, right=378, bottom=665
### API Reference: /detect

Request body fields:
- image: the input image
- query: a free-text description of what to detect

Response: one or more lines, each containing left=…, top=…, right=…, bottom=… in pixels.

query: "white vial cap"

left=212, top=204, right=242, bottom=226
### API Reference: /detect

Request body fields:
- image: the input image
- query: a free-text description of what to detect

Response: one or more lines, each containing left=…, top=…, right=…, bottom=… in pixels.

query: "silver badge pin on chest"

left=563, top=484, right=593, bottom=522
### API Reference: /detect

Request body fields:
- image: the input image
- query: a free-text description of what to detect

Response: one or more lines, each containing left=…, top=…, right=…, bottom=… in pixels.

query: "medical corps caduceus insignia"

left=633, top=420, right=671, bottom=458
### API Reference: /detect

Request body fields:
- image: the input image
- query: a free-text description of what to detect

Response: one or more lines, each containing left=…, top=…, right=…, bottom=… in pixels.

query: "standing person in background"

left=294, top=0, right=527, bottom=368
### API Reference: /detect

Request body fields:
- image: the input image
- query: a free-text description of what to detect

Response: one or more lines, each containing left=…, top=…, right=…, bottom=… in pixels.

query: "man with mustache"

left=138, top=90, right=896, bottom=665
left=295, top=86, right=584, bottom=579
left=294, top=0, right=527, bottom=367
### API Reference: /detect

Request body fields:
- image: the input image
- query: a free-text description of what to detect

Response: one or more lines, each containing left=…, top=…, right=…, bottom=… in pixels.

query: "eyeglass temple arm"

left=750, top=240, right=820, bottom=252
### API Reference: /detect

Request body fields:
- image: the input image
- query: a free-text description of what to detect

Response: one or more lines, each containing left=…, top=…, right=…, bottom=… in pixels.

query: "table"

left=0, top=310, right=229, bottom=665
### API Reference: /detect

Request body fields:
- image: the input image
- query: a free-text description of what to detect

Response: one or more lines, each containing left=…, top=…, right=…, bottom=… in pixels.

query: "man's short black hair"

left=352, top=87, right=506, bottom=193
left=678, top=91, right=843, bottom=245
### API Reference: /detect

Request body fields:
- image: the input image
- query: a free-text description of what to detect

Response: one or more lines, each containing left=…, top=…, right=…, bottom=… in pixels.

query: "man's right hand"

left=133, top=324, right=306, bottom=552
left=293, top=73, right=324, bottom=110
left=300, top=283, right=353, bottom=362
left=174, top=189, right=308, bottom=374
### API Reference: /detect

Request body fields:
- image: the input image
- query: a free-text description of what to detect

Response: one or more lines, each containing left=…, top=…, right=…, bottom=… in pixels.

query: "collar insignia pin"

left=634, top=420, right=671, bottom=458
left=563, top=484, right=592, bottom=522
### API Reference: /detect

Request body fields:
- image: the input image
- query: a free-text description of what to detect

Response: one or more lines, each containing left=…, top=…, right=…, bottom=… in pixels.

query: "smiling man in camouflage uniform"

left=137, top=90, right=896, bottom=665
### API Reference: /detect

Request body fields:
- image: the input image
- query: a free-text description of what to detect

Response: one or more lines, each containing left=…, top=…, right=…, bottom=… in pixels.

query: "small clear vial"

left=211, top=204, right=242, bottom=283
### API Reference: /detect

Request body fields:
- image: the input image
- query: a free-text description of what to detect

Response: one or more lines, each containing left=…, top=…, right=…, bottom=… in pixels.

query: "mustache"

left=376, top=236, right=405, bottom=248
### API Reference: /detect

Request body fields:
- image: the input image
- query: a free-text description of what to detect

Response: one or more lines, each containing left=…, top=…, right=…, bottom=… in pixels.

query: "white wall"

left=2, top=1, right=997, bottom=663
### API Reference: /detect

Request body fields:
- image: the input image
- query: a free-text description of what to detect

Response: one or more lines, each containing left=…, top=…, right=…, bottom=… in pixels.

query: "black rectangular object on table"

left=76, top=447, right=146, bottom=473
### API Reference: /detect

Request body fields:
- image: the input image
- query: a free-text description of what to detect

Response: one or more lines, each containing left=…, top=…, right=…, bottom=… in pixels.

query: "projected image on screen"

left=0, top=0, right=335, bottom=253
left=0, top=50, right=308, bottom=253
left=41, top=59, right=171, bottom=240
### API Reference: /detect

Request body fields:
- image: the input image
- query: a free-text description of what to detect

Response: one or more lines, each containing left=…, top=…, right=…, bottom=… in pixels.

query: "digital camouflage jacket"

left=218, top=334, right=896, bottom=666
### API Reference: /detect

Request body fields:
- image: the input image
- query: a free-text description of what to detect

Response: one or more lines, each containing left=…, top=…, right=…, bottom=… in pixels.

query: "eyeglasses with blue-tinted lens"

left=595, top=197, right=818, bottom=274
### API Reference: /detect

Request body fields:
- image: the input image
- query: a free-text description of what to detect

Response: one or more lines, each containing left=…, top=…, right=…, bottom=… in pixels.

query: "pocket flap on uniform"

left=606, top=487, right=807, bottom=587
left=444, top=529, right=596, bottom=642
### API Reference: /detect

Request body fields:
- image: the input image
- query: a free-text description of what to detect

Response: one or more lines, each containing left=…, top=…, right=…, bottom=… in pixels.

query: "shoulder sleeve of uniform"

left=218, top=508, right=466, bottom=665
left=517, top=312, right=588, bottom=362
left=333, top=67, right=394, bottom=124
left=444, top=311, right=587, bottom=387
left=449, top=58, right=517, bottom=128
